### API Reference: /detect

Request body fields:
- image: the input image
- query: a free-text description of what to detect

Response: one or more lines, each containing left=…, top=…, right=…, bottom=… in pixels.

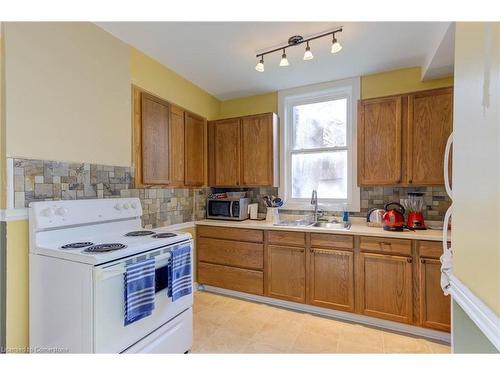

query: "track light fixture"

left=303, top=41, right=313, bottom=60
left=255, top=56, right=264, bottom=72
left=279, top=49, right=289, bottom=67
left=254, top=27, right=342, bottom=71
left=331, top=35, right=342, bottom=54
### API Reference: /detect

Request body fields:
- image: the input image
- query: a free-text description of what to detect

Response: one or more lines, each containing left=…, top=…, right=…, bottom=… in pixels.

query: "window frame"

left=278, top=77, right=360, bottom=212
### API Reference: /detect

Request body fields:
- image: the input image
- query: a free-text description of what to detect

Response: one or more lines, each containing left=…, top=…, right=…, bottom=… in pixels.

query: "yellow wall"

left=218, top=92, right=277, bottom=119
left=4, top=22, right=132, bottom=167
left=5, top=220, right=29, bottom=350
left=130, top=48, right=220, bottom=121
left=452, top=22, right=500, bottom=315
left=217, top=67, right=453, bottom=118
left=360, top=67, right=454, bottom=99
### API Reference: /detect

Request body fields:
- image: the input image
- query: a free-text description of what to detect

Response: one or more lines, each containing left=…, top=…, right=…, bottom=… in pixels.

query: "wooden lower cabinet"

left=309, top=248, right=354, bottom=312
left=358, top=252, right=413, bottom=324
left=198, top=262, right=264, bottom=295
left=419, top=257, right=451, bottom=331
left=267, top=245, right=306, bottom=303
left=196, top=225, right=449, bottom=333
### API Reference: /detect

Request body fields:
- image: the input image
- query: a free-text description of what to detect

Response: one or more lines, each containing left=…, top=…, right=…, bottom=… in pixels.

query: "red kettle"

left=382, top=202, right=405, bottom=231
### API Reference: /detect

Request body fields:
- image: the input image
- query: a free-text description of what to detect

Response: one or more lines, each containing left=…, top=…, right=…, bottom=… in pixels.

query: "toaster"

left=366, top=208, right=385, bottom=227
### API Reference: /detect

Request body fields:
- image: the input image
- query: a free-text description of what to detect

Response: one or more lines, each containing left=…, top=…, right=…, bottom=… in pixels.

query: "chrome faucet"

left=311, top=190, right=319, bottom=222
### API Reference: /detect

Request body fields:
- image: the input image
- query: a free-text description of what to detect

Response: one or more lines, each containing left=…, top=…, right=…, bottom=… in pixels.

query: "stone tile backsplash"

left=215, top=186, right=451, bottom=222
left=13, top=158, right=451, bottom=226
left=12, top=158, right=209, bottom=228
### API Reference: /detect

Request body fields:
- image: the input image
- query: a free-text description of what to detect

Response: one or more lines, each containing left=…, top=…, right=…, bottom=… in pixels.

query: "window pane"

left=292, top=98, right=347, bottom=149
left=291, top=151, right=347, bottom=199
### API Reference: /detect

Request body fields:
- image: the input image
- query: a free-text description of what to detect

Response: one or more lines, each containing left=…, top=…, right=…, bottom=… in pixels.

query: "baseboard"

left=449, top=274, right=500, bottom=351
left=197, top=284, right=451, bottom=343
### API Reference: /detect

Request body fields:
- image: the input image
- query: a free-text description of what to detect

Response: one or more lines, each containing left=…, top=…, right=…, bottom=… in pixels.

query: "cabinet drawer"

left=268, top=230, right=306, bottom=247
left=197, top=226, right=263, bottom=243
left=310, top=233, right=354, bottom=249
left=197, top=237, right=263, bottom=270
left=360, top=236, right=411, bottom=255
left=419, top=240, right=447, bottom=259
left=198, top=262, right=264, bottom=295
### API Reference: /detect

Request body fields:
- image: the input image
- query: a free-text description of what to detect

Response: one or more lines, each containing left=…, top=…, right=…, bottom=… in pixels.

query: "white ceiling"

left=97, top=22, right=454, bottom=100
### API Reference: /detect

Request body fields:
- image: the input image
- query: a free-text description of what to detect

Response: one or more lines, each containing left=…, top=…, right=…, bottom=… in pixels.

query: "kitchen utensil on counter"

left=383, top=202, right=405, bottom=231
left=263, top=196, right=283, bottom=208
left=263, top=196, right=273, bottom=207
left=248, top=203, right=259, bottom=220
left=272, top=197, right=283, bottom=207
left=366, top=208, right=385, bottom=227
left=401, top=192, right=427, bottom=230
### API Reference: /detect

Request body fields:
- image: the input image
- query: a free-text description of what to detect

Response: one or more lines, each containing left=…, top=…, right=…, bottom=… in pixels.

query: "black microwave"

left=206, top=198, right=250, bottom=221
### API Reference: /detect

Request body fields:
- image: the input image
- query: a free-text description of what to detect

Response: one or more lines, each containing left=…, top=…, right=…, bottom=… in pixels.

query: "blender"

left=401, top=192, right=427, bottom=230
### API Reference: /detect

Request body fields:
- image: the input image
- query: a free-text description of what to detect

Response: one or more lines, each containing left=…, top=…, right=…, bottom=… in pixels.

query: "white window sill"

left=280, top=201, right=360, bottom=212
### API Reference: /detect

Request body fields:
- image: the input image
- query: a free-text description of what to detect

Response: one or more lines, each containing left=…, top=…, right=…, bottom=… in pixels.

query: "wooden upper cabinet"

left=169, top=105, right=185, bottom=187
left=208, top=113, right=279, bottom=188
left=358, top=87, right=453, bottom=186
left=309, top=248, right=354, bottom=312
left=358, top=252, right=413, bottom=324
left=141, top=93, right=170, bottom=185
left=408, top=88, right=453, bottom=185
left=208, top=119, right=241, bottom=187
left=419, top=257, right=451, bottom=332
left=133, top=86, right=207, bottom=187
left=358, top=96, right=403, bottom=185
left=267, top=244, right=306, bottom=303
left=184, top=112, right=206, bottom=186
left=241, top=113, right=279, bottom=186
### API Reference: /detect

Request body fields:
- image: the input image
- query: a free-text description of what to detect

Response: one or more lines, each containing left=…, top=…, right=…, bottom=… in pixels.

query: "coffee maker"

left=401, top=192, right=427, bottom=230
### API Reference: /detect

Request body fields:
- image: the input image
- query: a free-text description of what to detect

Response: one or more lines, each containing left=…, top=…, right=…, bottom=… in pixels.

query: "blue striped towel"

left=167, top=246, right=192, bottom=302
left=124, top=258, right=156, bottom=326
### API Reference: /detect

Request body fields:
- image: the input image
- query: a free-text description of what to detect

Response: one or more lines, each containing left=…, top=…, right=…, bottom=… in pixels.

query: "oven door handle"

left=95, top=252, right=174, bottom=282
left=95, top=266, right=126, bottom=282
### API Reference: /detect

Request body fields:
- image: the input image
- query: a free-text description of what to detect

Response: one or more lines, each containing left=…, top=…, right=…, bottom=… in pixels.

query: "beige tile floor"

left=192, top=291, right=451, bottom=354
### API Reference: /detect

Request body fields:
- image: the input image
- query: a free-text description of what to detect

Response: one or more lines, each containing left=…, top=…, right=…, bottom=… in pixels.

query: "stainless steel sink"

left=311, top=222, right=346, bottom=229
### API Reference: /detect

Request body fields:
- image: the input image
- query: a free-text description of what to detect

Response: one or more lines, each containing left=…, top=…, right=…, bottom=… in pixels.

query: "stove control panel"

left=30, top=198, right=143, bottom=230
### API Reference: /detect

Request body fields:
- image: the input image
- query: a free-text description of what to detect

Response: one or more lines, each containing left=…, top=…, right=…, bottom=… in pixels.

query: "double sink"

left=274, top=220, right=350, bottom=230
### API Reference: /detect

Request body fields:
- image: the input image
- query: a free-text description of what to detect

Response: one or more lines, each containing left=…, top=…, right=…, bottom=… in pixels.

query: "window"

left=278, top=78, right=360, bottom=211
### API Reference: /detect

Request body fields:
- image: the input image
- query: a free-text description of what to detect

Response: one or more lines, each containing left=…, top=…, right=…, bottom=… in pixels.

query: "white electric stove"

left=29, top=198, right=193, bottom=353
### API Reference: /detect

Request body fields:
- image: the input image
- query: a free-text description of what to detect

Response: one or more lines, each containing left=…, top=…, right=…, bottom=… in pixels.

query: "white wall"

left=4, top=22, right=131, bottom=166
left=452, top=22, right=500, bottom=315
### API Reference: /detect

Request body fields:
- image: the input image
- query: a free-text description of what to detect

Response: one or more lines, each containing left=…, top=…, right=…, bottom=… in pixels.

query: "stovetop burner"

left=125, top=230, right=156, bottom=237
left=152, top=233, right=178, bottom=239
left=83, top=243, right=127, bottom=253
left=61, top=242, right=94, bottom=249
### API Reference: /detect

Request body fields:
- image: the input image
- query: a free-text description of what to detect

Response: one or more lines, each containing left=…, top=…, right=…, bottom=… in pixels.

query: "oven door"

left=93, top=240, right=193, bottom=353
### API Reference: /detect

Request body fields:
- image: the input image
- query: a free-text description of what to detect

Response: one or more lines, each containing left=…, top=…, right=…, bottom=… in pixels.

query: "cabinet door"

left=267, top=245, right=306, bottom=303
left=408, top=88, right=453, bottom=185
left=309, top=248, right=354, bottom=312
left=184, top=112, right=206, bottom=186
left=358, top=252, right=413, bottom=323
left=419, top=258, right=451, bottom=331
left=169, top=105, right=185, bottom=186
left=358, top=96, right=403, bottom=185
left=141, top=93, right=170, bottom=185
left=241, top=113, right=276, bottom=186
left=208, top=119, right=241, bottom=186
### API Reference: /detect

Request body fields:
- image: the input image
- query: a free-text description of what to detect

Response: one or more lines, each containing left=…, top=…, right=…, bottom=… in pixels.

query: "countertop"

left=195, top=218, right=449, bottom=242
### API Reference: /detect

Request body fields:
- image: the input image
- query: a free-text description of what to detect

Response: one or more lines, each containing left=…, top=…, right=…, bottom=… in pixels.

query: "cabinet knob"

left=409, top=179, right=413, bottom=184
left=407, top=257, right=413, bottom=263
left=420, top=259, right=426, bottom=264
